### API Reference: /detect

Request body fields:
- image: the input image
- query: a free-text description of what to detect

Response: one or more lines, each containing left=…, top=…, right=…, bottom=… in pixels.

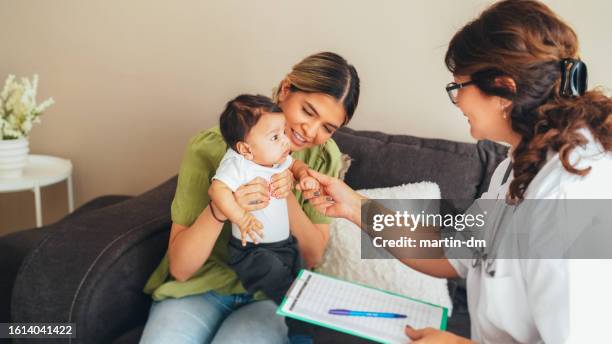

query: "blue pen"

left=328, top=309, right=407, bottom=318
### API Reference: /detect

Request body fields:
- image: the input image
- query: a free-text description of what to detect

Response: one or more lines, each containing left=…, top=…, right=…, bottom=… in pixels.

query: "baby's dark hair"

left=219, top=94, right=283, bottom=150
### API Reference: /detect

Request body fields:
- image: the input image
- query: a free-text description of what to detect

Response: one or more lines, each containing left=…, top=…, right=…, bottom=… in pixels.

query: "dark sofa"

left=0, top=127, right=507, bottom=343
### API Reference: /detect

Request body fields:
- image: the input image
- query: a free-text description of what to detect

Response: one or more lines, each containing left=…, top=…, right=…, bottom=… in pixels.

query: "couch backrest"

left=333, top=127, right=508, bottom=204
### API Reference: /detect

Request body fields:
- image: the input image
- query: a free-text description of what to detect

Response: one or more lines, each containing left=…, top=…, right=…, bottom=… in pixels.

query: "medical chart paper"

left=277, top=270, right=448, bottom=344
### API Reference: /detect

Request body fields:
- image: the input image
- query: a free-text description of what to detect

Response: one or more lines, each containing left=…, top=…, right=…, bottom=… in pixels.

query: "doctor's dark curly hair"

left=445, top=0, right=611, bottom=203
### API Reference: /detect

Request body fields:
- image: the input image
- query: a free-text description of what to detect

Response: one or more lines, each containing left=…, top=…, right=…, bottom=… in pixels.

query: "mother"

left=140, top=52, right=360, bottom=343
left=302, top=1, right=611, bottom=343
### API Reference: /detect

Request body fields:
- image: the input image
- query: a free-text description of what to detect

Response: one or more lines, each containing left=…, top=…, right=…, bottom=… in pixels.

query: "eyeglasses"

left=445, top=80, right=475, bottom=104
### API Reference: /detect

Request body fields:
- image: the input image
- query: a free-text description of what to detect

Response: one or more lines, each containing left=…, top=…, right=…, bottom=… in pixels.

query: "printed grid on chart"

left=286, top=271, right=443, bottom=344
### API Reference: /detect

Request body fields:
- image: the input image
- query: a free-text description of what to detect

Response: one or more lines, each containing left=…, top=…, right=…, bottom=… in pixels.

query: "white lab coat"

left=447, top=128, right=612, bottom=343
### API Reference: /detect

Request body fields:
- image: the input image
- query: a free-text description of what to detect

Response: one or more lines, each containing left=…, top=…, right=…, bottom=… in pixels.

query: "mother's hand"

left=270, top=169, right=294, bottom=199
left=298, top=169, right=366, bottom=225
left=233, top=177, right=271, bottom=212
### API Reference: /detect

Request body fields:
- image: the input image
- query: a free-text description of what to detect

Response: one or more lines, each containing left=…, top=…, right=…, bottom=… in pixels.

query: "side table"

left=0, top=155, right=74, bottom=228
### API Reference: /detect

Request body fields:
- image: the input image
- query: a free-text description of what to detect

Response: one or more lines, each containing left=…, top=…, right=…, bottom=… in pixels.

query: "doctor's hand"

left=405, top=326, right=472, bottom=344
left=297, top=169, right=366, bottom=225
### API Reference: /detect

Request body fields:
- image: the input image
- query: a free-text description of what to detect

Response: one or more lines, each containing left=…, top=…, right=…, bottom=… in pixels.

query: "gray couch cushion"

left=333, top=127, right=508, bottom=201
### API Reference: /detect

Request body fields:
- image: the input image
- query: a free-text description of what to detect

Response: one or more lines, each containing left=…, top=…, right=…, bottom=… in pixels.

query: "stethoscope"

left=471, top=162, right=514, bottom=277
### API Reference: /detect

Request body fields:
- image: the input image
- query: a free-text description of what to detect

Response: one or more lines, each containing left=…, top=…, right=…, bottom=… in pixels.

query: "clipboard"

left=277, top=270, right=448, bottom=344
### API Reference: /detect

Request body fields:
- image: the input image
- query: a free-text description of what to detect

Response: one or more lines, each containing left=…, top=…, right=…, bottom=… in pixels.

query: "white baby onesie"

left=212, top=148, right=293, bottom=243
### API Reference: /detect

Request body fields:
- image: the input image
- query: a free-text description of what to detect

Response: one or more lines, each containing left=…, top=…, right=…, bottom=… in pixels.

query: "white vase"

left=0, top=138, right=30, bottom=179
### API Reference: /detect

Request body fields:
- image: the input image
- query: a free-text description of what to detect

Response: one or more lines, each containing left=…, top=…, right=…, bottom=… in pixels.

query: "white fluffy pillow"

left=316, top=182, right=453, bottom=313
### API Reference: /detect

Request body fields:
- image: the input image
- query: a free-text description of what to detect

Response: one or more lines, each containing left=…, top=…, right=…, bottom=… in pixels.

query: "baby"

left=208, top=94, right=319, bottom=306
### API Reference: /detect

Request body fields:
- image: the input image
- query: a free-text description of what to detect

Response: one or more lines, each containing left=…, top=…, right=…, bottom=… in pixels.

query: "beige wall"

left=1, top=0, right=610, bottom=234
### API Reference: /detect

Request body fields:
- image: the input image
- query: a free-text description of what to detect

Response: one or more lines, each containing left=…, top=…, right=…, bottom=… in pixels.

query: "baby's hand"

left=237, top=212, right=263, bottom=246
left=299, top=175, right=320, bottom=192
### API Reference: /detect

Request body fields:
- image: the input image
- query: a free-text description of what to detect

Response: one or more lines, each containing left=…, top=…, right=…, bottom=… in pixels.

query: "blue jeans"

left=139, top=291, right=288, bottom=344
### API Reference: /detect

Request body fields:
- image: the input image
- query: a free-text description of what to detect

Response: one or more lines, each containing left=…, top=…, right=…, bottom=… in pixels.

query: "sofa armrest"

left=11, top=176, right=177, bottom=344
left=1, top=195, right=133, bottom=325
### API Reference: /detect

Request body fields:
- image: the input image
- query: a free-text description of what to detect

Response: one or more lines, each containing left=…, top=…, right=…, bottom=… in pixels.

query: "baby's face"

left=243, top=112, right=291, bottom=167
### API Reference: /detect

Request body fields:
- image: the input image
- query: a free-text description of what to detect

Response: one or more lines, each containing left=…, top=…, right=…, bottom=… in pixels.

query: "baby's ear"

left=236, top=141, right=254, bottom=160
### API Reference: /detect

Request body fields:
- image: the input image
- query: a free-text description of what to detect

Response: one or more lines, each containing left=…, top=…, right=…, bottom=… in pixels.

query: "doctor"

left=301, top=0, right=612, bottom=342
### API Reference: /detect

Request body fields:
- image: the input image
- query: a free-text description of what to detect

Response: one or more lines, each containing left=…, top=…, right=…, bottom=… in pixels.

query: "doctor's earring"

left=499, top=99, right=511, bottom=120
